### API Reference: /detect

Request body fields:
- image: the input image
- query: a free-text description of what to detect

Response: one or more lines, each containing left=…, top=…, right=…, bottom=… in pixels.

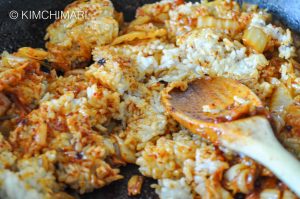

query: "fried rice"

left=0, top=0, right=300, bottom=198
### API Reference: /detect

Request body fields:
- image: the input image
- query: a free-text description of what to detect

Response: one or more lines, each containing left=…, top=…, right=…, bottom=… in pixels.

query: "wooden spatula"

left=162, top=77, right=300, bottom=196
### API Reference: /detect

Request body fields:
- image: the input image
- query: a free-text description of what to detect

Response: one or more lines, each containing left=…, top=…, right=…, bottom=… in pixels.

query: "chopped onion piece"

left=243, top=27, right=268, bottom=53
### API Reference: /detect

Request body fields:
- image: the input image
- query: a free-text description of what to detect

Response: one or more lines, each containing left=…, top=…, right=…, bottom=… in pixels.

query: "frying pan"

left=0, top=0, right=299, bottom=198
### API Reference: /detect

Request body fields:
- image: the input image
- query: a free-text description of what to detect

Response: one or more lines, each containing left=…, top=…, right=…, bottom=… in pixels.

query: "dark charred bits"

left=54, top=163, right=60, bottom=170
left=97, top=58, right=106, bottom=66
left=56, top=69, right=64, bottom=77
left=19, top=118, right=28, bottom=125
left=285, top=125, right=293, bottom=131
left=40, top=60, right=51, bottom=74
left=40, top=65, right=51, bottom=74
left=234, top=193, right=246, bottom=199
left=75, top=152, right=84, bottom=160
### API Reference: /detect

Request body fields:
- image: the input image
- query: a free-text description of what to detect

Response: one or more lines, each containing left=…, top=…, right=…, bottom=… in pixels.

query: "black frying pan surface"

left=0, top=0, right=299, bottom=198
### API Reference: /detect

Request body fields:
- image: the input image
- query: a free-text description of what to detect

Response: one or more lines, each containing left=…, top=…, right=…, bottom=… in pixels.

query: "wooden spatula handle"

left=253, top=139, right=300, bottom=197
left=220, top=116, right=300, bottom=196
